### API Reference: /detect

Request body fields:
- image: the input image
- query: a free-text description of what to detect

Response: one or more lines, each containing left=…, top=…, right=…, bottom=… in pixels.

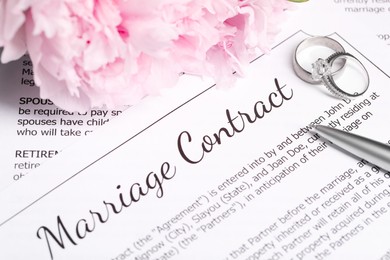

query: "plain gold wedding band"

left=293, top=36, right=346, bottom=84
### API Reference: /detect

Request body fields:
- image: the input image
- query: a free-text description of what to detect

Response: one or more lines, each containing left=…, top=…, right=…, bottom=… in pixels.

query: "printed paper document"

left=1, top=31, right=390, bottom=260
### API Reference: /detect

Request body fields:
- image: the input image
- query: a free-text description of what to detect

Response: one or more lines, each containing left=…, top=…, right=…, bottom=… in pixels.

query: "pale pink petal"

left=0, top=0, right=293, bottom=111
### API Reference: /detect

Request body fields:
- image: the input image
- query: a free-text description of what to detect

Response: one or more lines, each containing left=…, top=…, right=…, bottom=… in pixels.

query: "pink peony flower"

left=0, top=0, right=292, bottom=112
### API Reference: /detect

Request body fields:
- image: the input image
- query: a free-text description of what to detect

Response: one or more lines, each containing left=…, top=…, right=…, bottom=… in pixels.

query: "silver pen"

left=314, top=125, right=390, bottom=172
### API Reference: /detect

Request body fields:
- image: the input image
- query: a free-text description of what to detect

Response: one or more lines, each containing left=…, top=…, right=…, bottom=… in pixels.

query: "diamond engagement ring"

left=293, top=36, right=346, bottom=84
left=311, top=52, right=369, bottom=99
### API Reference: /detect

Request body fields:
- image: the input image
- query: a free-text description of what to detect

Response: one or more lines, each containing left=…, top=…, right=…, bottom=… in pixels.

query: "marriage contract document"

left=0, top=31, right=390, bottom=260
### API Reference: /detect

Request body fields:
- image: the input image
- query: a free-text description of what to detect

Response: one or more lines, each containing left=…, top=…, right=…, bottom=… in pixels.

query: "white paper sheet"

left=1, top=30, right=390, bottom=260
left=0, top=55, right=126, bottom=191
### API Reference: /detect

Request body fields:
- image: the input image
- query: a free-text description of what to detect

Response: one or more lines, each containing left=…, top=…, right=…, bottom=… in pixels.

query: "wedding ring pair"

left=293, top=36, right=369, bottom=99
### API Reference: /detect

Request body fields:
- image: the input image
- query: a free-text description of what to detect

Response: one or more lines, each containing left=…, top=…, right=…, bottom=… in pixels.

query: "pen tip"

left=314, top=125, right=327, bottom=131
left=313, top=124, right=321, bottom=130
